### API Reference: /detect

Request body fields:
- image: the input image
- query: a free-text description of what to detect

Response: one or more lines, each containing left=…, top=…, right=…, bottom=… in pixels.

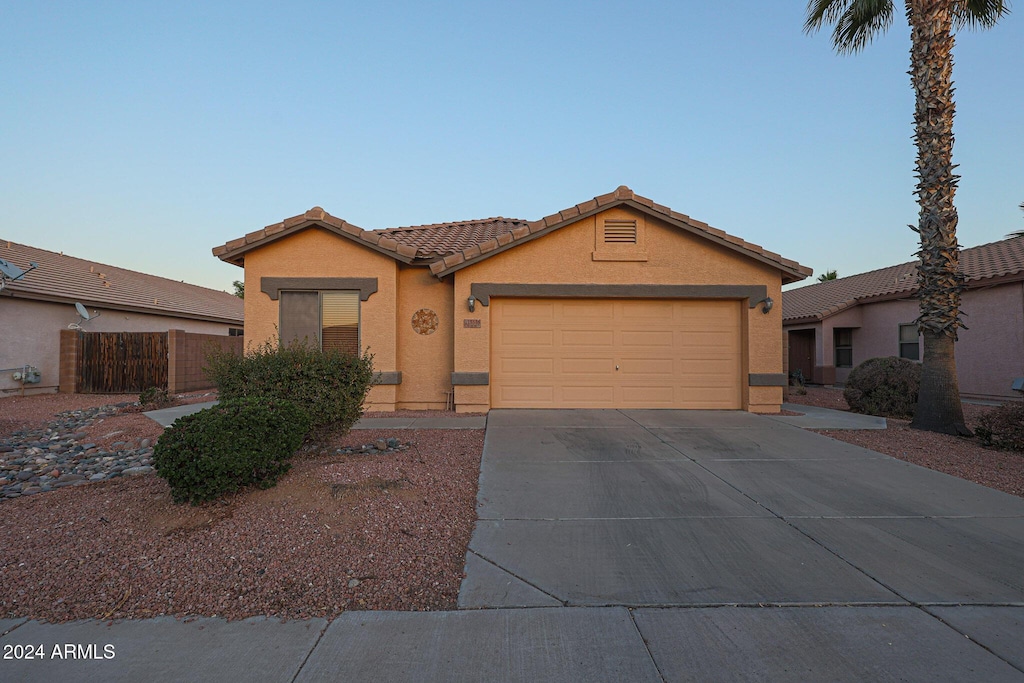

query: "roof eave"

left=213, top=217, right=417, bottom=267
left=1, top=288, right=244, bottom=325
left=429, top=196, right=812, bottom=282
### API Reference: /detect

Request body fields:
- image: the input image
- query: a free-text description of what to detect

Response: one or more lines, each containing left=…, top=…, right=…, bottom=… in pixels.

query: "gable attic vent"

left=603, top=219, right=637, bottom=244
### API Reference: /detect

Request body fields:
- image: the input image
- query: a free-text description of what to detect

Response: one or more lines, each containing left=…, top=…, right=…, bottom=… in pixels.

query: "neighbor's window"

left=834, top=328, right=853, bottom=368
left=899, top=323, right=920, bottom=361
left=279, top=290, right=360, bottom=354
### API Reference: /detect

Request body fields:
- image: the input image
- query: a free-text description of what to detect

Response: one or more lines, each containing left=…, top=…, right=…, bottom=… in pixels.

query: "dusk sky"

left=2, top=2, right=1021, bottom=293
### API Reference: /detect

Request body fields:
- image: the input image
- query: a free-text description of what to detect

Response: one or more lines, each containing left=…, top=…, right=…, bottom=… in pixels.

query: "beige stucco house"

left=214, top=186, right=811, bottom=413
left=782, top=236, right=1024, bottom=401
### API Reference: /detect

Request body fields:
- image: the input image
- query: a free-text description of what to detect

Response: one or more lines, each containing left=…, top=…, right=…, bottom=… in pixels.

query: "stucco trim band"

left=451, top=372, right=489, bottom=386
left=260, top=277, right=379, bottom=301
left=373, top=371, right=402, bottom=385
left=748, top=373, right=788, bottom=387
left=469, top=283, right=768, bottom=307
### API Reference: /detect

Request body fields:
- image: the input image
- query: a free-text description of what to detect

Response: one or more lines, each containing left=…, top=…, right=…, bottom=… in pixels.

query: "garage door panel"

left=561, top=358, right=614, bottom=375
left=561, top=330, right=615, bottom=347
left=491, top=298, right=742, bottom=409
left=621, top=386, right=675, bottom=404
left=500, top=329, right=554, bottom=346
left=620, top=330, right=675, bottom=348
left=618, top=358, right=675, bottom=375
left=500, top=357, right=555, bottom=375
left=561, top=300, right=615, bottom=318
left=561, top=385, right=615, bottom=405
left=503, top=301, right=556, bottom=320
left=498, top=385, right=555, bottom=405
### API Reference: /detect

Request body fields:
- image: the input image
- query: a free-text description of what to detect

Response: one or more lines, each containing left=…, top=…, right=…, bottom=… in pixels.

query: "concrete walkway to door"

left=458, top=409, right=1024, bottom=680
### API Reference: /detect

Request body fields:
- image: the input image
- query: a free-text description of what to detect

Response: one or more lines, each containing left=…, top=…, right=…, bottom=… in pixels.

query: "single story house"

left=0, top=240, right=244, bottom=396
left=213, top=186, right=811, bottom=413
left=782, top=236, right=1024, bottom=401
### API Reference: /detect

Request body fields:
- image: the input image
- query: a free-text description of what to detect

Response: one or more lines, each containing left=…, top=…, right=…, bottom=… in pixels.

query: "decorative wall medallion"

left=412, top=308, right=439, bottom=335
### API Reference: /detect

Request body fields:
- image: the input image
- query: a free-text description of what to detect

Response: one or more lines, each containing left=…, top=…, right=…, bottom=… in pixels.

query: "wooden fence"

left=72, top=332, right=169, bottom=394
left=59, top=329, right=243, bottom=394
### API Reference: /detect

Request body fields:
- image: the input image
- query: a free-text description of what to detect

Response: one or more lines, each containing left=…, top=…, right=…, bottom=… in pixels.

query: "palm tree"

left=817, top=269, right=839, bottom=282
left=805, top=0, right=1009, bottom=436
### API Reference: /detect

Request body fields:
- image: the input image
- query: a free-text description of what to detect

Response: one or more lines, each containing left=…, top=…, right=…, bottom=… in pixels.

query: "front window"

left=279, top=290, right=360, bottom=354
left=834, top=328, right=853, bottom=368
left=899, top=323, right=920, bottom=361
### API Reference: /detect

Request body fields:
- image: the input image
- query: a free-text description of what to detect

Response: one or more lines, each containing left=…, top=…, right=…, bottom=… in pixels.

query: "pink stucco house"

left=1, top=240, right=243, bottom=396
left=782, top=236, right=1024, bottom=402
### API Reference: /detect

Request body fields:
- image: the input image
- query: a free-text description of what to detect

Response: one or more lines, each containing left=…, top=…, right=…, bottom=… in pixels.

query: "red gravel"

left=0, top=393, right=140, bottom=438
left=788, top=387, right=1024, bottom=498
left=0, top=393, right=484, bottom=622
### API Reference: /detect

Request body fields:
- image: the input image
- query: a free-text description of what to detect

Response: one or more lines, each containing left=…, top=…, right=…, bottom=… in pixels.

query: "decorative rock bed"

left=0, top=403, right=153, bottom=499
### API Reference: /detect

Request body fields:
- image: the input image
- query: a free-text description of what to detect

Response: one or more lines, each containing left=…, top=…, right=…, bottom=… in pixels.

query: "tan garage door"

left=490, top=298, right=743, bottom=409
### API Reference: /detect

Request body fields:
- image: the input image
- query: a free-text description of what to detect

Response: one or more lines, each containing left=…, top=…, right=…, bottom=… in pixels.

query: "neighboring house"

left=213, top=186, right=811, bottom=413
left=782, top=236, right=1024, bottom=401
left=0, top=240, right=244, bottom=396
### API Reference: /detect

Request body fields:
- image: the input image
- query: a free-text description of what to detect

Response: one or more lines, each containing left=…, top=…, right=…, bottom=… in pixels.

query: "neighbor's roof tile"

left=782, top=236, right=1024, bottom=321
left=1, top=239, right=243, bottom=324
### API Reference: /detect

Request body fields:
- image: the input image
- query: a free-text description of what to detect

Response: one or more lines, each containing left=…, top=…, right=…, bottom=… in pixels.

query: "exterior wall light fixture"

left=467, top=295, right=476, bottom=312
left=758, top=297, right=773, bottom=314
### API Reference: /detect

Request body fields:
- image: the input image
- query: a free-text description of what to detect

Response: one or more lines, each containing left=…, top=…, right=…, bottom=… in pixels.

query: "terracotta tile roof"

left=782, top=236, right=1024, bottom=322
left=378, top=218, right=527, bottom=258
left=427, top=186, right=812, bottom=284
left=214, top=188, right=811, bottom=284
left=1, top=239, right=243, bottom=324
left=212, top=207, right=420, bottom=267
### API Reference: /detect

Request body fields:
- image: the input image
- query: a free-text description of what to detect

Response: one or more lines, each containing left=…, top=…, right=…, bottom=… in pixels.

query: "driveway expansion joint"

left=288, top=619, right=330, bottom=683
left=464, top=548, right=566, bottom=607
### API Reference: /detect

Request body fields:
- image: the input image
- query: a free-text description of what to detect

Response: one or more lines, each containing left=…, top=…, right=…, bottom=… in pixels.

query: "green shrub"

left=204, top=339, right=375, bottom=433
left=153, top=398, right=310, bottom=504
left=843, top=356, right=921, bottom=418
left=975, top=402, right=1024, bottom=451
left=139, top=386, right=172, bottom=409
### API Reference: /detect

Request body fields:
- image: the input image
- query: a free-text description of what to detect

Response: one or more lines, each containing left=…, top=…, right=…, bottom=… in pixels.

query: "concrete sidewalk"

left=144, top=402, right=485, bottom=430
left=4, top=604, right=1022, bottom=682
left=769, top=402, right=887, bottom=430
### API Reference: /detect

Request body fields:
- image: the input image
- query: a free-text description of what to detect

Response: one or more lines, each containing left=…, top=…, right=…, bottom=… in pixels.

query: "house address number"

left=463, top=319, right=481, bottom=328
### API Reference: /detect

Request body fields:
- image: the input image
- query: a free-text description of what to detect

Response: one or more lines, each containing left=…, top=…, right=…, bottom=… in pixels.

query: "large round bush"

left=843, top=356, right=921, bottom=418
left=153, top=397, right=311, bottom=504
left=204, top=340, right=375, bottom=434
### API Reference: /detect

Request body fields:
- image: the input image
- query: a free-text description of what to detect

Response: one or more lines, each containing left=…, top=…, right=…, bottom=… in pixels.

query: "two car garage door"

left=490, top=298, right=743, bottom=409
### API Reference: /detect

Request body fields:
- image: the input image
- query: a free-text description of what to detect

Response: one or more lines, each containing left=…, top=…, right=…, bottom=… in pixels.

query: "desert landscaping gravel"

left=2, top=388, right=1021, bottom=624
left=788, top=387, right=1024, bottom=498
left=0, top=393, right=484, bottom=622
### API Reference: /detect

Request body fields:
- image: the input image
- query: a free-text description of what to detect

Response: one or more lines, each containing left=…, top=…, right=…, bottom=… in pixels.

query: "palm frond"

left=804, top=0, right=895, bottom=53
left=954, top=0, right=1011, bottom=30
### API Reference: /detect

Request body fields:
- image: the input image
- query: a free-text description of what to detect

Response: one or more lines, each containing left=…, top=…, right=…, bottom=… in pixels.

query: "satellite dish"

left=68, top=302, right=100, bottom=329
left=0, top=258, right=38, bottom=292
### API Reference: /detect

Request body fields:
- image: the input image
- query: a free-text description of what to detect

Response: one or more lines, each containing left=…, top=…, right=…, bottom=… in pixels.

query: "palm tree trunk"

left=906, top=0, right=969, bottom=435
left=913, top=329, right=969, bottom=434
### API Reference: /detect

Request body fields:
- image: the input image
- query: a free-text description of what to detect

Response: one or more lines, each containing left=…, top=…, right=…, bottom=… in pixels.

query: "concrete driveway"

left=457, top=409, right=1024, bottom=679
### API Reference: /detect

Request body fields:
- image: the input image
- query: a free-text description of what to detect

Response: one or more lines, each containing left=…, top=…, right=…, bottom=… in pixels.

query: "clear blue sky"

left=2, top=1, right=1020, bottom=293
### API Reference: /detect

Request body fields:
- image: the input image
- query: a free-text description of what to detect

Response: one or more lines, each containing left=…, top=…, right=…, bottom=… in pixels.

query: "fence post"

left=58, top=330, right=80, bottom=393
left=167, top=329, right=183, bottom=393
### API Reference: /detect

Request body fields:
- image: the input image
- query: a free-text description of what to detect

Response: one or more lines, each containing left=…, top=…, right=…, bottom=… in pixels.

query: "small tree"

left=232, top=280, right=244, bottom=298
left=817, top=269, right=838, bottom=282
